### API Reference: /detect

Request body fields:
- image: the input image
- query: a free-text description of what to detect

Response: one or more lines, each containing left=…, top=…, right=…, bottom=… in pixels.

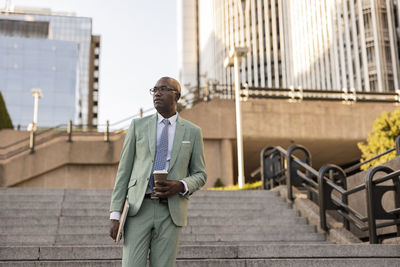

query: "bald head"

left=156, top=77, right=181, bottom=95
left=153, top=77, right=181, bottom=118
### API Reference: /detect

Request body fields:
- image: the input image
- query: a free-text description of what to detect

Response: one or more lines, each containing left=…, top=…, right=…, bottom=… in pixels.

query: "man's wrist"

left=110, top=211, right=121, bottom=221
left=179, top=180, right=189, bottom=195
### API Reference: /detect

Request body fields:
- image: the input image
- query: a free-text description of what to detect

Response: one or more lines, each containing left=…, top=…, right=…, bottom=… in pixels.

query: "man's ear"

left=176, top=92, right=181, bottom=101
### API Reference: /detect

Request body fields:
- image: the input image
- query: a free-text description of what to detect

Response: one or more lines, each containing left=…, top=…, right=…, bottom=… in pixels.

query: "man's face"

left=153, top=78, right=179, bottom=115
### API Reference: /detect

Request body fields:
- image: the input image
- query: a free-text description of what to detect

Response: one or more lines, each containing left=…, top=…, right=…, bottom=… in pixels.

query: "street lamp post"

left=224, top=47, right=248, bottom=188
left=31, top=88, right=43, bottom=131
left=30, top=88, right=43, bottom=153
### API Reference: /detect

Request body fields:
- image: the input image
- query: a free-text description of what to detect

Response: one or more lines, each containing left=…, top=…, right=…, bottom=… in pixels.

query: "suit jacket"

left=109, top=113, right=207, bottom=227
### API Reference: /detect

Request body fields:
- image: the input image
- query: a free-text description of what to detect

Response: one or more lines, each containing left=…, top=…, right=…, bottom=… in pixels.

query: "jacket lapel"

left=148, top=113, right=157, bottom=159
left=168, top=116, right=185, bottom=172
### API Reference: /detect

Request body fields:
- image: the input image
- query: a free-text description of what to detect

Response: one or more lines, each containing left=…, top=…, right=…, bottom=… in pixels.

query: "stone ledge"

left=382, top=237, right=400, bottom=244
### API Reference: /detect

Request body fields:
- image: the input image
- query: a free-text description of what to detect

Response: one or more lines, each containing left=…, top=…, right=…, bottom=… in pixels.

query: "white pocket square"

left=182, top=141, right=191, bottom=144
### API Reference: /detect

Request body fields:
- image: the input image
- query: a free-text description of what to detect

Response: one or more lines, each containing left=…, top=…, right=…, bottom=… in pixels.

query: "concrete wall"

left=181, top=99, right=399, bottom=184
left=1, top=98, right=398, bottom=189
left=0, top=133, right=123, bottom=188
left=17, top=164, right=118, bottom=188
left=0, top=129, right=30, bottom=147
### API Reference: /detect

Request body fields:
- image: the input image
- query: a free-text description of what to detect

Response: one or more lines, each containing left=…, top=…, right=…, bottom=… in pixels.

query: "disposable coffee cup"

left=151, top=170, right=168, bottom=199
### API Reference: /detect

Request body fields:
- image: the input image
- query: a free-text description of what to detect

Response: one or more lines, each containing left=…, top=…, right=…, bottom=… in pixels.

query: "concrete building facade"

left=178, top=0, right=400, bottom=94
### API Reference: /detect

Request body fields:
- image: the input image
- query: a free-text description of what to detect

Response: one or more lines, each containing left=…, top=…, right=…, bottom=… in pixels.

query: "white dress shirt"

left=110, top=113, right=188, bottom=221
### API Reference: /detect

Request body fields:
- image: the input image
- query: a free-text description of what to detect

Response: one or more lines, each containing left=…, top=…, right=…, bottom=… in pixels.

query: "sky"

left=1, top=0, right=178, bottom=128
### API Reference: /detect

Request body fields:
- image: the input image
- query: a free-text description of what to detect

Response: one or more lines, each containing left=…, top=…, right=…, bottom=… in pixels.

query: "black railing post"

left=286, top=151, right=294, bottom=201
left=104, top=120, right=110, bottom=142
left=260, top=146, right=274, bottom=190
left=366, top=166, right=400, bottom=244
left=286, top=145, right=312, bottom=201
left=395, top=135, right=400, bottom=156
left=318, top=174, right=328, bottom=231
left=318, top=164, right=348, bottom=231
left=365, top=167, right=385, bottom=244
left=67, top=120, right=72, bottom=142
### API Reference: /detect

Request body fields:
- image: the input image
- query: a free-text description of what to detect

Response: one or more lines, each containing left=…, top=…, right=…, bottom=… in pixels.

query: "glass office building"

left=0, top=10, right=95, bottom=126
left=0, top=36, right=78, bottom=127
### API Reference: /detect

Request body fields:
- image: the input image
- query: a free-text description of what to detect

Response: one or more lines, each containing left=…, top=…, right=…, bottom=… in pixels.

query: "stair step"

left=1, top=259, right=399, bottom=267
left=175, top=259, right=400, bottom=267
left=0, top=260, right=120, bottom=267
left=187, top=216, right=308, bottom=225
left=0, top=223, right=317, bottom=235
left=0, top=195, right=64, bottom=202
left=193, top=190, right=279, bottom=197
left=178, top=241, right=331, bottom=246
left=178, top=233, right=325, bottom=242
left=0, top=231, right=325, bottom=245
left=1, top=244, right=399, bottom=260
left=182, top=225, right=316, bottom=235
left=0, top=217, right=60, bottom=226
left=0, top=189, right=275, bottom=197
left=0, top=201, right=290, bottom=210
left=0, top=209, right=61, bottom=217
left=0, top=188, right=66, bottom=195
left=0, top=195, right=285, bottom=205
left=0, top=209, right=297, bottom=218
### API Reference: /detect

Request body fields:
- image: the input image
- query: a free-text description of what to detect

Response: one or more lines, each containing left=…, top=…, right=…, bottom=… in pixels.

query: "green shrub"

left=357, top=108, right=400, bottom=170
left=0, top=92, right=13, bottom=129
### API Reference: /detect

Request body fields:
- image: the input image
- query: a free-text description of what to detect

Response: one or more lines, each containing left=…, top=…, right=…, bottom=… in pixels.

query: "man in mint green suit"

left=109, top=77, right=207, bottom=267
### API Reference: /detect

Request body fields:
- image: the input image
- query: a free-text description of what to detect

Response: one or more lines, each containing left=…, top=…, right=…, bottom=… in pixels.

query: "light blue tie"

left=149, top=119, right=169, bottom=189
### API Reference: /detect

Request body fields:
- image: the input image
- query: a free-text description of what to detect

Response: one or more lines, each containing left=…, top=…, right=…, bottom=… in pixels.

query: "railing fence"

left=259, top=137, right=400, bottom=243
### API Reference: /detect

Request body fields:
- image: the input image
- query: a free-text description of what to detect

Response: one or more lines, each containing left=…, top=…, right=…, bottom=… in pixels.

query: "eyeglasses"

left=149, top=86, right=177, bottom=95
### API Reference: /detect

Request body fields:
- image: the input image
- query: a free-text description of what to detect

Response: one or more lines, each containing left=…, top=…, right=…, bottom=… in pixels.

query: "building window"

left=367, top=46, right=374, bottom=63
left=388, top=79, right=394, bottom=91
left=381, top=10, right=388, bottom=29
left=363, top=12, right=371, bottom=30
left=369, top=74, right=377, bottom=91
left=384, top=40, right=392, bottom=64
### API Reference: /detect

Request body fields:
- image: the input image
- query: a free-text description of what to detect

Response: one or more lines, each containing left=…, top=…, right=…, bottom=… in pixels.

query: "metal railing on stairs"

left=0, top=108, right=155, bottom=160
left=258, top=138, right=400, bottom=244
left=343, top=136, right=400, bottom=175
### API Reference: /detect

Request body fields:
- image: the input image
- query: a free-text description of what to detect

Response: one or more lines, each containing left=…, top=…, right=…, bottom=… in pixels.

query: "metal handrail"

left=236, top=87, right=400, bottom=103
left=0, top=108, right=155, bottom=158
left=260, top=143, right=400, bottom=243
left=344, top=137, right=399, bottom=174
left=0, top=123, right=67, bottom=150
left=1, top=108, right=155, bottom=148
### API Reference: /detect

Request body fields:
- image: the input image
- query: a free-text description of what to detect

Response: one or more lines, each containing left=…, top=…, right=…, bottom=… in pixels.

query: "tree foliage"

left=0, top=91, right=13, bottom=129
left=357, top=108, right=400, bottom=170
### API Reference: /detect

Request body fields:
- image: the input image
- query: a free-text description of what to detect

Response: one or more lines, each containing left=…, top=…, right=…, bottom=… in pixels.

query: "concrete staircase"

left=0, top=188, right=399, bottom=266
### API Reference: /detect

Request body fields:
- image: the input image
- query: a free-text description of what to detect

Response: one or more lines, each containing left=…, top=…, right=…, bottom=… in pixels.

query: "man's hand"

left=109, top=219, right=120, bottom=241
left=154, top=180, right=184, bottom=198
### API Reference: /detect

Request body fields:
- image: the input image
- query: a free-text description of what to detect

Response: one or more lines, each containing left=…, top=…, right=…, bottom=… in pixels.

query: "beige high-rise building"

left=178, top=0, right=400, bottom=95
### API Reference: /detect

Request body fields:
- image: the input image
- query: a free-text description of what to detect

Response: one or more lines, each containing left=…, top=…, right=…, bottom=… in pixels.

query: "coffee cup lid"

left=153, top=170, right=168, bottom=174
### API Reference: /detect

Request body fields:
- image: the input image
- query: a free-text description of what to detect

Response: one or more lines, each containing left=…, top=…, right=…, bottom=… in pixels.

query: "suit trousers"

left=122, top=198, right=182, bottom=267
